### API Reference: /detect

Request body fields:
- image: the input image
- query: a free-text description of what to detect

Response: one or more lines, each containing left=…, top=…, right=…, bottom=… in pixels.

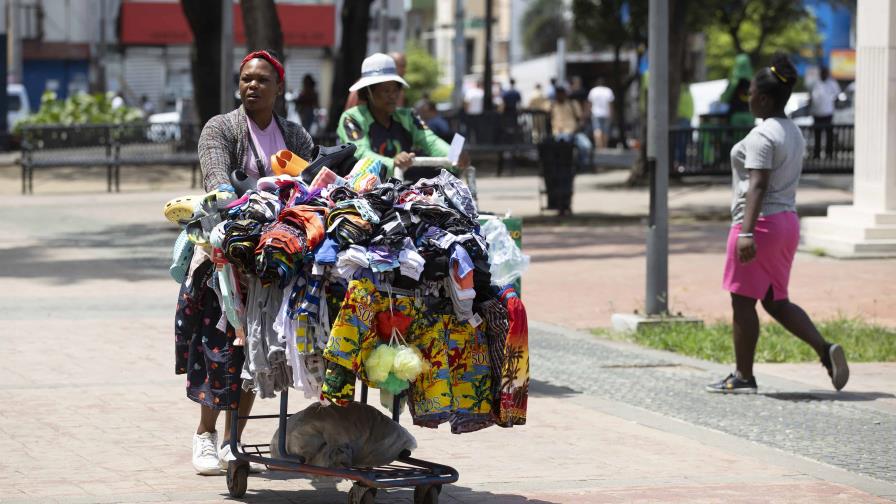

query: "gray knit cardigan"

left=198, top=106, right=314, bottom=192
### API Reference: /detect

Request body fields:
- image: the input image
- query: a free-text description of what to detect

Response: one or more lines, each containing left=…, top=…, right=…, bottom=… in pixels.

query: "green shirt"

left=337, top=105, right=450, bottom=178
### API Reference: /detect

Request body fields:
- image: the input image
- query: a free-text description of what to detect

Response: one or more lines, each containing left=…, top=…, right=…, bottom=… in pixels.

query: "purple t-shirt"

left=244, top=116, right=287, bottom=179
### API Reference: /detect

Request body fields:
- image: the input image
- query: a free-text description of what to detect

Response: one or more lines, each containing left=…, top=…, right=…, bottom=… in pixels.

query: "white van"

left=7, top=83, right=31, bottom=129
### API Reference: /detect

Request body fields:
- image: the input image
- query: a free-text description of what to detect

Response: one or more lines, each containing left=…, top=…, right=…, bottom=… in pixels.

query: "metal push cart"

left=226, top=383, right=457, bottom=504
left=224, top=156, right=477, bottom=503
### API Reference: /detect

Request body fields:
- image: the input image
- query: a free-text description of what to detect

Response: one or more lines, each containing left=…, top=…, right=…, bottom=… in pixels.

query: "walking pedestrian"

left=810, top=66, right=841, bottom=159
left=587, top=78, right=614, bottom=149
left=464, top=80, right=485, bottom=115
left=185, top=49, right=313, bottom=474
left=295, top=73, right=319, bottom=131
left=501, top=78, right=522, bottom=114
left=528, top=83, right=549, bottom=111
left=706, top=55, right=849, bottom=394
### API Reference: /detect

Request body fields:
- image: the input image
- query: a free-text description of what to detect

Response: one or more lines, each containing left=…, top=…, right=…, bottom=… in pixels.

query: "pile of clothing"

left=168, top=156, right=528, bottom=434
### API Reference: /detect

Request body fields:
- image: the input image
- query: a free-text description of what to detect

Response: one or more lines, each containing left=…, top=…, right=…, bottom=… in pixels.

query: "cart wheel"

left=348, top=484, right=377, bottom=504
left=413, top=484, right=441, bottom=504
left=226, top=460, right=249, bottom=498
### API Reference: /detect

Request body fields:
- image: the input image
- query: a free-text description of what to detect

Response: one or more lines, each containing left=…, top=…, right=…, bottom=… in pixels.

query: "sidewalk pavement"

left=0, top=163, right=894, bottom=502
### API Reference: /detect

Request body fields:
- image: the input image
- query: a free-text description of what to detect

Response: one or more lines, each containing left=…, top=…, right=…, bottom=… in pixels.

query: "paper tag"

left=447, top=133, right=465, bottom=165
left=468, top=313, right=483, bottom=328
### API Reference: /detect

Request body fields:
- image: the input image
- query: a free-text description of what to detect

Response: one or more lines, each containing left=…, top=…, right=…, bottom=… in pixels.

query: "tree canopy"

left=704, top=2, right=821, bottom=81
left=521, top=0, right=580, bottom=57
left=404, top=41, right=441, bottom=106
left=704, top=4, right=821, bottom=79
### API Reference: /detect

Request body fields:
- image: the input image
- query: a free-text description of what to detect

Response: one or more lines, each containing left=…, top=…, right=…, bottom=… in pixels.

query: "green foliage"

left=703, top=0, right=820, bottom=81
left=705, top=15, right=820, bottom=81
left=14, top=91, right=144, bottom=132
left=430, top=84, right=453, bottom=105
left=595, top=318, right=896, bottom=363
left=572, top=0, right=648, bottom=53
left=522, top=0, right=572, bottom=57
left=404, top=41, right=441, bottom=106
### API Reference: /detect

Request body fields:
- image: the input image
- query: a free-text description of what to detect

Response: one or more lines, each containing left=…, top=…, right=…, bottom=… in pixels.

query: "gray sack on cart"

left=270, top=402, right=417, bottom=468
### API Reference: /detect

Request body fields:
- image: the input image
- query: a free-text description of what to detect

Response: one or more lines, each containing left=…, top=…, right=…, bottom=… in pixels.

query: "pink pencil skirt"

left=722, top=211, right=799, bottom=301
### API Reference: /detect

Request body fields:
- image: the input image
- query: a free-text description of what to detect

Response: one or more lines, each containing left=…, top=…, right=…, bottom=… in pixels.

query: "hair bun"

left=769, top=54, right=798, bottom=87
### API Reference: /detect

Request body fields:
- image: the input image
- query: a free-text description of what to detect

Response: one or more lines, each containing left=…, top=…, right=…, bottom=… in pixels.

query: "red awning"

left=120, top=2, right=335, bottom=47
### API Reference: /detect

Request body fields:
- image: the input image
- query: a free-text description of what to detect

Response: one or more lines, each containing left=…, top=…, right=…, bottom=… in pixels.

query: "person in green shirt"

left=720, top=53, right=755, bottom=128
left=337, top=53, right=469, bottom=181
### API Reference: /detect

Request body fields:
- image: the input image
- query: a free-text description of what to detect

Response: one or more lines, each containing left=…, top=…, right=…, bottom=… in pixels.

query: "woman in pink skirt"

left=705, top=55, right=849, bottom=394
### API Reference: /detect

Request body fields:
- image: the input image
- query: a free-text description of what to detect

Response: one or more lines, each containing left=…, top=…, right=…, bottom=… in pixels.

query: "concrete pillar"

left=800, top=0, right=896, bottom=257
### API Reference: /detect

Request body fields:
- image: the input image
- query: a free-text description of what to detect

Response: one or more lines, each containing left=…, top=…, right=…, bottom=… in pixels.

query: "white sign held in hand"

left=447, top=133, right=465, bottom=165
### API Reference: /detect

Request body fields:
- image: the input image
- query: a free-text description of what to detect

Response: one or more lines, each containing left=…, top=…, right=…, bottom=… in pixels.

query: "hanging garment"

left=496, top=285, right=528, bottom=427
left=410, top=313, right=494, bottom=434
left=478, top=297, right=510, bottom=412
left=321, top=278, right=493, bottom=432
left=242, top=277, right=292, bottom=398
left=174, top=261, right=245, bottom=410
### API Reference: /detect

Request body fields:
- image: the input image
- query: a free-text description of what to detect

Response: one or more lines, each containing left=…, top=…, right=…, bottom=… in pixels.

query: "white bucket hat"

left=349, top=53, right=409, bottom=92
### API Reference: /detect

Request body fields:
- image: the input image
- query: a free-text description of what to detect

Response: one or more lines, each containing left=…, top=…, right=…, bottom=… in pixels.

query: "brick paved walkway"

left=0, top=166, right=893, bottom=502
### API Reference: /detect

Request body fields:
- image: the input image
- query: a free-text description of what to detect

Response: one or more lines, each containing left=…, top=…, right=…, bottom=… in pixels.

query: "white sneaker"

left=219, top=441, right=265, bottom=473
left=192, top=431, right=223, bottom=475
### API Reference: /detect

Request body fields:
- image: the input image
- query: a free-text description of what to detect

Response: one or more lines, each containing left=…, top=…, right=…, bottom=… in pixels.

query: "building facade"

left=4, top=0, right=410, bottom=119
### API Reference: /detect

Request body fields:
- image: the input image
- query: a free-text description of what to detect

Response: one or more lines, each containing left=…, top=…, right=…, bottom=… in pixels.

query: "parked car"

left=7, top=83, right=31, bottom=130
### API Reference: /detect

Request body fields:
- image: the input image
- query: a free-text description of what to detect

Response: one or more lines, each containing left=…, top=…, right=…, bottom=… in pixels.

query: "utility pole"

left=645, top=0, right=669, bottom=316
left=97, top=0, right=107, bottom=93
left=220, top=0, right=234, bottom=114
left=556, top=37, right=566, bottom=85
left=7, top=0, right=22, bottom=84
left=483, top=0, right=493, bottom=111
left=452, top=0, right=465, bottom=111
left=379, top=0, right=389, bottom=53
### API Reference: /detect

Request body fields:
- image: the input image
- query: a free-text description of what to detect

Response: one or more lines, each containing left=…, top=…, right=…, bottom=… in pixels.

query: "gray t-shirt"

left=729, top=117, right=805, bottom=224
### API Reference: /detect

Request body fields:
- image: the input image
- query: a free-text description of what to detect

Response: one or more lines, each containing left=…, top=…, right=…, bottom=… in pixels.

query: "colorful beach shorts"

left=322, top=278, right=493, bottom=432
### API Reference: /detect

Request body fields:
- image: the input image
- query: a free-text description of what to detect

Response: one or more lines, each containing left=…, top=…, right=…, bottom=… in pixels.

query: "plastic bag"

left=481, top=218, right=529, bottom=285
left=270, top=402, right=417, bottom=468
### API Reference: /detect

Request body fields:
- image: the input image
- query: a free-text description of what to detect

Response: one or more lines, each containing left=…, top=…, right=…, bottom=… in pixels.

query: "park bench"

left=447, top=109, right=552, bottom=176
left=19, top=122, right=200, bottom=194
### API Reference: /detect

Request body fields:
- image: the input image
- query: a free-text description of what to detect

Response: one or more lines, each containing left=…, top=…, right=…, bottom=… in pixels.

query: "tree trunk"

left=611, top=45, right=628, bottom=149
left=182, top=0, right=223, bottom=127
left=327, top=0, right=374, bottom=134
left=667, top=0, right=688, bottom=126
left=627, top=0, right=688, bottom=185
left=240, top=0, right=286, bottom=117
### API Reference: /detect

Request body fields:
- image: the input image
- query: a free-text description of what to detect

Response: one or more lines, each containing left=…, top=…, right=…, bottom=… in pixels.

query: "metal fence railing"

left=669, top=123, right=854, bottom=176
left=20, top=122, right=201, bottom=193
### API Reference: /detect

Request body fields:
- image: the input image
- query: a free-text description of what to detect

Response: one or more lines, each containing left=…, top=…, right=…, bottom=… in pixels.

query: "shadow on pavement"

left=528, top=379, right=580, bottom=398
left=522, top=222, right=727, bottom=263
left=762, top=391, right=896, bottom=402
left=0, top=221, right=176, bottom=283
left=229, top=483, right=563, bottom=503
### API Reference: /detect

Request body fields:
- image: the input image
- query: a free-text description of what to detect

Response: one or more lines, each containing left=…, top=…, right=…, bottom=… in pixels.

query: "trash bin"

left=537, top=139, right=575, bottom=214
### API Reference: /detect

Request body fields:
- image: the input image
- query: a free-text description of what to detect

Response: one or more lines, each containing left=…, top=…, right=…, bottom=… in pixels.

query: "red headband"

left=240, top=50, right=284, bottom=82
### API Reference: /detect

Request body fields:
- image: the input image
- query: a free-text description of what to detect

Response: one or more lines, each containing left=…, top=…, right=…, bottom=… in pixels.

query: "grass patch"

left=594, top=318, right=896, bottom=363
